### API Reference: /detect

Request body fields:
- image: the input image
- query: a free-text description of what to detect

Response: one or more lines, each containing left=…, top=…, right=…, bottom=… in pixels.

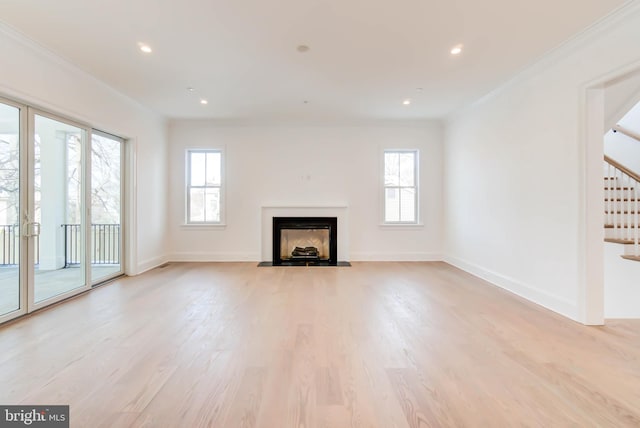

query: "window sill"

left=180, top=223, right=227, bottom=230
left=379, top=223, right=424, bottom=228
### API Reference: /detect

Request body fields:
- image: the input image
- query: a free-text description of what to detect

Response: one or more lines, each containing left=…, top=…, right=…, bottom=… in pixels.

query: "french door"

left=29, top=111, right=89, bottom=310
left=0, top=99, right=124, bottom=323
left=0, top=99, right=23, bottom=321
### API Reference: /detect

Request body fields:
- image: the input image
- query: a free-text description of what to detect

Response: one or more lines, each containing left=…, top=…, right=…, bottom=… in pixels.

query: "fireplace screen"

left=280, top=228, right=330, bottom=260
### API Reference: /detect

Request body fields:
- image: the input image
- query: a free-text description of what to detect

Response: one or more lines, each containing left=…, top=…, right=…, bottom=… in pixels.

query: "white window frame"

left=382, top=149, right=419, bottom=225
left=185, top=148, right=225, bottom=225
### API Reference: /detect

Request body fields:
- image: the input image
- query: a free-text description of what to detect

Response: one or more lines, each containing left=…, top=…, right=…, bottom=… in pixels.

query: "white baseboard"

left=169, top=252, right=441, bottom=263
left=135, top=255, right=169, bottom=275
left=350, top=252, right=443, bottom=262
left=168, top=252, right=261, bottom=262
left=444, top=254, right=579, bottom=321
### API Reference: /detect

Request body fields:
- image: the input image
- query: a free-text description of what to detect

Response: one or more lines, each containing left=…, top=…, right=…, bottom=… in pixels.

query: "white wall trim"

left=444, top=255, right=579, bottom=321
left=261, top=204, right=349, bottom=209
left=169, top=252, right=260, bottom=262
left=123, top=138, right=138, bottom=277
left=351, top=252, right=442, bottom=262
left=167, top=117, right=441, bottom=128
left=578, top=87, right=606, bottom=325
left=577, top=60, right=640, bottom=324
left=447, top=0, right=640, bottom=122
left=136, top=255, right=169, bottom=275
left=167, top=252, right=442, bottom=262
left=0, top=21, right=152, bottom=119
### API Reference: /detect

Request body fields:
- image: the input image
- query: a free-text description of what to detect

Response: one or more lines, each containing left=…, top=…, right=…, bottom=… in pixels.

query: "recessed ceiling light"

left=297, top=45, right=310, bottom=53
left=403, top=99, right=411, bottom=105
left=138, top=43, right=152, bottom=54
left=187, top=87, right=194, bottom=92
left=416, top=87, right=424, bottom=91
left=200, top=99, right=208, bottom=105
left=450, top=44, right=463, bottom=55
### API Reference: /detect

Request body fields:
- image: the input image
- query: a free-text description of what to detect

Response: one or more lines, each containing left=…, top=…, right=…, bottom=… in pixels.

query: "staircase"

left=604, top=155, right=640, bottom=261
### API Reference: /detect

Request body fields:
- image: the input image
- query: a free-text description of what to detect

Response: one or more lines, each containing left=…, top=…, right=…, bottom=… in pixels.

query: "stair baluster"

left=633, top=178, right=640, bottom=257
left=604, top=155, right=640, bottom=260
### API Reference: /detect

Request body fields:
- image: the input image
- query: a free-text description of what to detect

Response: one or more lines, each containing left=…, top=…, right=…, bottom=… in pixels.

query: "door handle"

left=22, top=222, right=41, bottom=237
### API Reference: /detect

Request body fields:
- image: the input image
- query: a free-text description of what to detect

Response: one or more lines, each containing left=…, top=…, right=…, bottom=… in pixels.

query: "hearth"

left=272, top=217, right=337, bottom=266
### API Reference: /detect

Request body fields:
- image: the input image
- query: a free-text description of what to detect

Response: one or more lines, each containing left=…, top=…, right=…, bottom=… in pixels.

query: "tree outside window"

left=187, top=150, right=222, bottom=224
left=384, top=150, right=418, bottom=223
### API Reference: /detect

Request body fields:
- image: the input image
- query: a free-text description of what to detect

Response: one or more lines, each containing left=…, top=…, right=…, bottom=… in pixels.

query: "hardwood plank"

left=221, top=367, right=267, bottom=428
left=316, top=366, right=343, bottom=406
left=1, top=262, right=639, bottom=427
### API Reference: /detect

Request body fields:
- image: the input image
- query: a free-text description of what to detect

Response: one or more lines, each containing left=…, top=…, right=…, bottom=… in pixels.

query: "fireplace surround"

left=272, top=217, right=337, bottom=266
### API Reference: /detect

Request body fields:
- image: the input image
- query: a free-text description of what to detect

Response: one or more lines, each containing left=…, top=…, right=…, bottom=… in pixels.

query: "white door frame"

left=27, top=107, right=92, bottom=313
left=580, top=61, right=640, bottom=325
left=0, top=96, right=28, bottom=324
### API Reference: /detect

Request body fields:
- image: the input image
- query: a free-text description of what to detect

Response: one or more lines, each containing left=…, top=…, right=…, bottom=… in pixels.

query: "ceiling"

left=0, top=0, right=629, bottom=121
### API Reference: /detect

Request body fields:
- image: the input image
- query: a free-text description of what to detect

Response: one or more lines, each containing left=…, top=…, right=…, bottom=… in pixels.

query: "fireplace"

left=272, top=217, right=337, bottom=266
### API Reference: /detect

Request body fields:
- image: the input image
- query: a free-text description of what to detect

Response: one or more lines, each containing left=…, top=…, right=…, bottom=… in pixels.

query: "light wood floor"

left=0, top=262, right=639, bottom=427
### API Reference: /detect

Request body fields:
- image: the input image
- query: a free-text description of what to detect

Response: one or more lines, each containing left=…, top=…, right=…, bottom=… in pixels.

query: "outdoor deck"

left=0, top=265, right=121, bottom=315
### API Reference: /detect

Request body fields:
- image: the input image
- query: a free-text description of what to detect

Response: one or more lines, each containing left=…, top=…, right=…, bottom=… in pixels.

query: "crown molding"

left=0, top=21, right=159, bottom=118
left=446, top=0, right=640, bottom=122
left=167, top=116, right=443, bottom=128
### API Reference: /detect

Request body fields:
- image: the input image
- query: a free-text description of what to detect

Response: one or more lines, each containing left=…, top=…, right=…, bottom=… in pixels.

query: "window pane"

left=189, top=188, right=205, bottom=222
left=0, top=102, right=20, bottom=316
left=384, top=152, right=399, bottom=186
left=34, top=114, right=85, bottom=302
left=92, top=135, right=121, bottom=223
left=400, top=188, right=416, bottom=222
left=205, top=188, right=220, bottom=222
left=399, top=152, right=415, bottom=186
left=385, top=187, right=400, bottom=222
left=91, top=133, right=122, bottom=283
left=67, top=134, right=82, bottom=224
left=190, top=152, right=205, bottom=186
left=206, top=152, right=221, bottom=186
left=187, top=150, right=224, bottom=224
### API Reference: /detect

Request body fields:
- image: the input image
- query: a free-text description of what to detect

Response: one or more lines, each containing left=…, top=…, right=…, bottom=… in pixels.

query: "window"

left=186, top=149, right=223, bottom=224
left=383, top=150, right=418, bottom=223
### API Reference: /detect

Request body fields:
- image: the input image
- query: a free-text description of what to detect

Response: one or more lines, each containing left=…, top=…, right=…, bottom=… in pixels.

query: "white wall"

left=604, top=73, right=640, bottom=130
left=605, top=242, right=640, bottom=318
left=604, top=95, right=640, bottom=173
left=603, top=93, right=640, bottom=319
left=605, top=130, right=640, bottom=173
left=0, top=24, right=169, bottom=275
left=617, top=97, right=640, bottom=133
left=167, top=120, right=443, bottom=261
left=444, top=3, right=640, bottom=322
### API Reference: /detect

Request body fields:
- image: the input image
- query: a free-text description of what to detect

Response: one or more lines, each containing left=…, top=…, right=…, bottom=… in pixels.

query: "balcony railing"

left=62, top=224, right=121, bottom=267
left=0, top=225, right=38, bottom=265
left=0, top=224, right=120, bottom=267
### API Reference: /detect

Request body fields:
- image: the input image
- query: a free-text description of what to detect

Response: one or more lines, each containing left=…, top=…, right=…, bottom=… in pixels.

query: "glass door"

left=30, top=112, right=89, bottom=308
left=91, top=131, right=123, bottom=283
left=0, top=100, right=24, bottom=321
left=0, top=99, right=125, bottom=324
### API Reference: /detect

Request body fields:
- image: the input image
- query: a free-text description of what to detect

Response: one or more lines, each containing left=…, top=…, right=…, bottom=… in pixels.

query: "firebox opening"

left=280, top=228, right=330, bottom=261
left=271, top=217, right=338, bottom=266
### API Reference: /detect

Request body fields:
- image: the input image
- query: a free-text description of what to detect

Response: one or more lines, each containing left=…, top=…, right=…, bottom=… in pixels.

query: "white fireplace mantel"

left=261, top=205, right=349, bottom=262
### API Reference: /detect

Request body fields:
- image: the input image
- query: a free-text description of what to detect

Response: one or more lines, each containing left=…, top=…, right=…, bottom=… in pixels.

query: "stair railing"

left=604, top=155, right=640, bottom=257
left=613, top=124, right=640, bottom=143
